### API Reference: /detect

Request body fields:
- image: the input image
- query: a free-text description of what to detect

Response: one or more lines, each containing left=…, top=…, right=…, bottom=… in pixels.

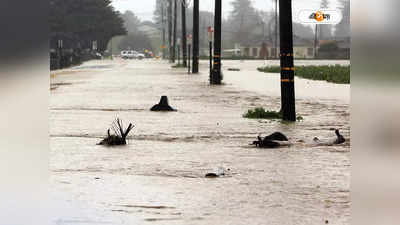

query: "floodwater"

left=50, top=59, right=350, bottom=225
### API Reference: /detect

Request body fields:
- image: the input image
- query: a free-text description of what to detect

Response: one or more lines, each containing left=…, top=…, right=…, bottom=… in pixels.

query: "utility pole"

left=57, top=39, right=63, bottom=69
left=187, top=35, right=192, bottom=74
left=168, top=0, right=173, bottom=62
left=199, top=19, right=204, bottom=55
left=211, top=0, right=222, bottom=84
left=172, top=0, right=177, bottom=63
left=275, top=0, right=279, bottom=59
left=314, top=24, right=319, bottom=59
left=181, top=0, right=187, bottom=67
left=192, top=0, right=199, bottom=73
left=110, top=38, right=113, bottom=60
left=162, top=2, right=166, bottom=59
left=177, top=39, right=181, bottom=64
left=208, top=26, right=213, bottom=80
left=279, top=0, right=296, bottom=121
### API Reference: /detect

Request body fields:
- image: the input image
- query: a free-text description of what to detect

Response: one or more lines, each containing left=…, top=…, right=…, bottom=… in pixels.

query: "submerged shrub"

left=257, top=64, right=350, bottom=84
left=172, top=63, right=186, bottom=68
left=243, top=107, right=303, bottom=121
left=243, top=107, right=282, bottom=119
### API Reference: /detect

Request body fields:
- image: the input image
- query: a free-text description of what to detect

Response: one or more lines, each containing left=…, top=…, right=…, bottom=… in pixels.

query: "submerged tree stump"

left=98, top=118, right=134, bottom=146
left=150, top=96, right=177, bottom=111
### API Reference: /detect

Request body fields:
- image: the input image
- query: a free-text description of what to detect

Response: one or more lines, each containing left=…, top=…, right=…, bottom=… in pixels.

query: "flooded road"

left=222, top=60, right=350, bottom=102
left=50, top=59, right=350, bottom=225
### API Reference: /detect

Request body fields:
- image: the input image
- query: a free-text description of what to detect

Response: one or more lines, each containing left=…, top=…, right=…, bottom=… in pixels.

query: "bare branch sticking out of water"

left=98, top=118, right=134, bottom=146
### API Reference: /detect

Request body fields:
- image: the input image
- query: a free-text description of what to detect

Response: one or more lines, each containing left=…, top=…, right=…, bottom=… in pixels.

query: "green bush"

left=257, top=64, right=350, bottom=84
left=243, top=107, right=282, bottom=119
left=243, top=107, right=304, bottom=122
left=257, top=66, right=280, bottom=73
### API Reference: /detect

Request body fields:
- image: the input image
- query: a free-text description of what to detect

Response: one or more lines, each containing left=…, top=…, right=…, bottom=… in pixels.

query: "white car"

left=133, top=51, right=145, bottom=60
left=121, top=50, right=134, bottom=59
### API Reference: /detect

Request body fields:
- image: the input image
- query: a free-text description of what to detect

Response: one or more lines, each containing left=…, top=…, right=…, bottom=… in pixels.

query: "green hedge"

left=257, top=64, right=350, bottom=84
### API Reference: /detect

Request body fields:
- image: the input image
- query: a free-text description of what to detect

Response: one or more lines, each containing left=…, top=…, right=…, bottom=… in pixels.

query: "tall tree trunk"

left=162, top=2, right=166, bottom=59
left=172, top=0, right=177, bottom=63
left=168, top=0, right=173, bottom=62
left=211, top=0, right=222, bottom=84
left=275, top=0, right=279, bottom=59
left=181, top=0, right=187, bottom=67
left=192, top=0, right=199, bottom=73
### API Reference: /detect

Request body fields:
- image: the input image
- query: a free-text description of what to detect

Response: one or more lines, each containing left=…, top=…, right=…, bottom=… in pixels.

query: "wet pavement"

left=50, top=58, right=350, bottom=225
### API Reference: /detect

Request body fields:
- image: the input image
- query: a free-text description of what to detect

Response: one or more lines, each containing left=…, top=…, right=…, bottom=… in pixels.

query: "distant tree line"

left=117, top=11, right=154, bottom=52
left=50, top=0, right=126, bottom=69
left=107, top=10, right=160, bottom=56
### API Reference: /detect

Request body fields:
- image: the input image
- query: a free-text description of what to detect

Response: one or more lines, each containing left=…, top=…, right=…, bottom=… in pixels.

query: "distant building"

left=238, top=35, right=315, bottom=59
left=335, top=37, right=351, bottom=53
left=318, top=37, right=350, bottom=59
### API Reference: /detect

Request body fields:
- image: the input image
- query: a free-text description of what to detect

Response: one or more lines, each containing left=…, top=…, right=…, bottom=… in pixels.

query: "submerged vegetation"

left=243, top=107, right=282, bottom=119
left=257, top=65, right=350, bottom=84
left=243, top=107, right=303, bottom=121
left=172, top=63, right=187, bottom=68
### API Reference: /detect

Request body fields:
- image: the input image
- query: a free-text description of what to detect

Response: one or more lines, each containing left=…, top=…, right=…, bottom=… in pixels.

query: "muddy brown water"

left=50, top=59, right=350, bottom=225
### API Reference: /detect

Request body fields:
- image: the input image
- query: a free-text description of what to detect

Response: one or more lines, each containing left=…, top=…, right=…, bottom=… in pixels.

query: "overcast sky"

left=111, top=0, right=340, bottom=22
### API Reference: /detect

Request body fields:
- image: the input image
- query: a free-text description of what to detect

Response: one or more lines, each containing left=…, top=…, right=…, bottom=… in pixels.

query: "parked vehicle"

left=134, top=51, right=145, bottom=60
left=121, top=50, right=134, bottom=59
left=94, top=52, right=103, bottom=59
left=121, top=50, right=145, bottom=60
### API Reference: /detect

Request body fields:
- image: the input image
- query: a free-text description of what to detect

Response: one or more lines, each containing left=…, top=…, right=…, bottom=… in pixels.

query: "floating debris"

left=150, top=96, right=177, bottom=111
left=117, top=205, right=175, bottom=209
left=227, top=68, right=240, bottom=71
left=205, top=167, right=230, bottom=178
left=265, top=132, right=288, bottom=141
left=98, top=118, right=134, bottom=146
left=313, top=129, right=345, bottom=146
left=205, top=173, right=219, bottom=178
left=333, top=129, right=346, bottom=144
left=251, top=132, right=289, bottom=148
